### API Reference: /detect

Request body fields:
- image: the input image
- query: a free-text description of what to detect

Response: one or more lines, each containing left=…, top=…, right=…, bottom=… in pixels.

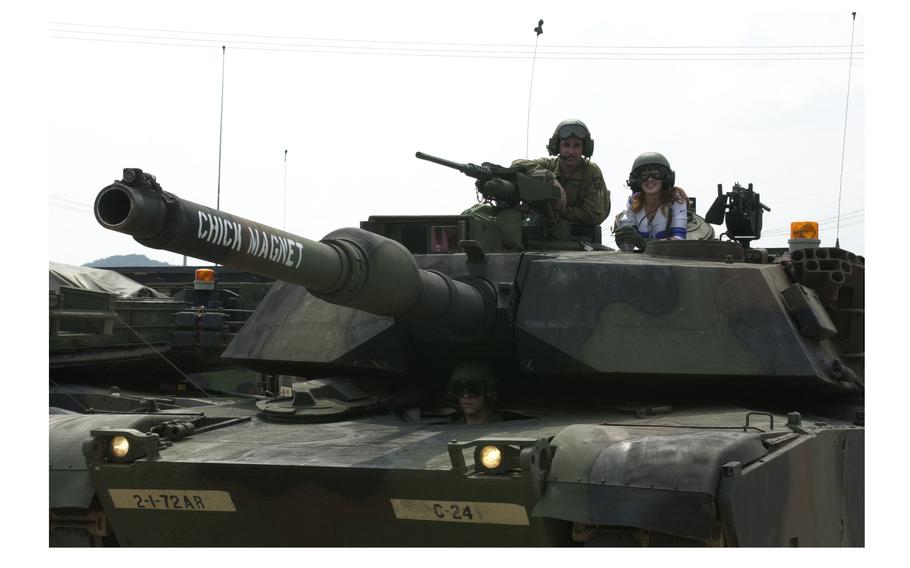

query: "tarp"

left=49, top=262, right=167, bottom=298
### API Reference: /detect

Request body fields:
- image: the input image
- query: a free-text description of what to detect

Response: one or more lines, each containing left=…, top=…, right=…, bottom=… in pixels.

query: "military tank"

left=49, top=165, right=863, bottom=546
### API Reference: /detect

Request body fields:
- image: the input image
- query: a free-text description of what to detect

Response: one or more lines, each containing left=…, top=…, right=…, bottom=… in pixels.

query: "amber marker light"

left=110, top=435, right=131, bottom=459
left=194, top=268, right=216, bottom=290
left=479, top=445, right=502, bottom=470
left=790, top=221, right=819, bottom=240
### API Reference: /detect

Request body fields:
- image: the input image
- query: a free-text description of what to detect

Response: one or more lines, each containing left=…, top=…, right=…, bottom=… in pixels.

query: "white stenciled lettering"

left=240, top=227, right=306, bottom=266
left=213, top=215, right=223, bottom=245
left=278, top=236, right=288, bottom=265
left=219, top=217, right=228, bottom=246
left=206, top=213, right=215, bottom=243
left=269, top=235, right=281, bottom=262
left=198, top=211, right=208, bottom=240
left=294, top=240, right=304, bottom=268
left=206, top=213, right=214, bottom=242
left=283, top=237, right=292, bottom=265
left=284, top=239, right=305, bottom=268
left=212, top=216, right=221, bottom=245
left=257, top=231, right=270, bottom=258
left=283, top=238, right=294, bottom=267
left=247, top=227, right=259, bottom=255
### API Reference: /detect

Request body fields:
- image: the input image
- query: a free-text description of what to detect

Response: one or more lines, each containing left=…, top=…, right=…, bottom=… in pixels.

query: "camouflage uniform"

left=510, top=157, right=611, bottom=225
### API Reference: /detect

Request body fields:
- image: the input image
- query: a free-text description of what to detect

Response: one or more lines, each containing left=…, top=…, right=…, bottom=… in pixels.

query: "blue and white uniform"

left=624, top=192, right=687, bottom=240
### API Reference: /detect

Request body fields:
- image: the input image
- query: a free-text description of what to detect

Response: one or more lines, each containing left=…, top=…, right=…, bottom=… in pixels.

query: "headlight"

left=472, top=443, right=521, bottom=474
left=110, top=435, right=130, bottom=458
left=447, top=438, right=552, bottom=496
left=479, top=445, right=502, bottom=469
left=83, top=428, right=161, bottom=464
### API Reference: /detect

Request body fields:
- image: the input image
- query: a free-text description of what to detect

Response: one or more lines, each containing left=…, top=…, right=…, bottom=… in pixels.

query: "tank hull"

left=56, top=402, right=863, bottom=546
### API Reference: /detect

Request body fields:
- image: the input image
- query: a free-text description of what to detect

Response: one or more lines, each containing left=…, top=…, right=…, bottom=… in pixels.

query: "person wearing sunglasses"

left=614, top=152, right=689, bottom=251
left=447, top=362, right=501, bottom=425
left=510, top=119, right=611, bottom=227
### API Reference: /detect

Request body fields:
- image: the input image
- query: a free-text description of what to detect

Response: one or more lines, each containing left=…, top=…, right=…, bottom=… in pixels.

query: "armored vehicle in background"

left=50, top=262, right=274, bottom=395
left=49, top=165, right=863, bottom=546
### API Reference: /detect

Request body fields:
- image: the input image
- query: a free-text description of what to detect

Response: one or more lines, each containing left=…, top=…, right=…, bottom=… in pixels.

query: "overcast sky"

left=45, top=0, right=866, bottom=266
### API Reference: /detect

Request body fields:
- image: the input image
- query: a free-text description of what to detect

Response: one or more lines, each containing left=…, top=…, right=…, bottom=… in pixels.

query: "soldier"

left=447, top=362, right=502, bottom=425
left=615, top=152, right=689, bottom=251
left=511, top=119, right=611, bottom=227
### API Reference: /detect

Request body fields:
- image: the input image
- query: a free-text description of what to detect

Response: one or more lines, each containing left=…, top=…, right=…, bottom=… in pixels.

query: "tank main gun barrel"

left=94, top=168, right=493, bottom=333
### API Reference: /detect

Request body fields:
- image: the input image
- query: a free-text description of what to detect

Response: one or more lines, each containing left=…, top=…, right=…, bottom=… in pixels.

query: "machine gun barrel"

left=415, top=151, right=496, bottom=179
left=94, top=169, right=493, bottom=333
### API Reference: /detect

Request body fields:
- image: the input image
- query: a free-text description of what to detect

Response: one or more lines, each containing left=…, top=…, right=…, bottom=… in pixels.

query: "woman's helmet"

left=627, top=151, right=676, bottom=192
left=547, top=119, right=594, bottom=157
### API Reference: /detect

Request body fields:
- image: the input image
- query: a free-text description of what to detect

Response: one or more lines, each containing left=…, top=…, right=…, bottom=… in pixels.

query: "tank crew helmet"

left=447, top=361, right=497, bottom=402
left=627, top=152, right=676, bottom=193
left=547, top=119, right=595, bottom=158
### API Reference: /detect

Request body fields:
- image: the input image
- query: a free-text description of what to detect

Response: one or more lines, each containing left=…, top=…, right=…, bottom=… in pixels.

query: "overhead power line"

left=48, top=23, right=864, bottom=61
left=47, top=35, right=865, bottom=61
left=760, top=216, right=864, bottom=237
left=49, top=21, right=866, bottom=50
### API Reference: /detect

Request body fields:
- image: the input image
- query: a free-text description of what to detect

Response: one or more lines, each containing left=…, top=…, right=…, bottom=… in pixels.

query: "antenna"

left=525, top=19, right=544, bottom=159
left=835, top=12, right=857, bottom=249
left=217, top=45, right=226, bottom=211
left=283, top=149, right=288, bottom=230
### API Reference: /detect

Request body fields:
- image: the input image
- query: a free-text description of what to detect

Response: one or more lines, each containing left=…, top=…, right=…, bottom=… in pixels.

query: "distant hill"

left=85, top=254, right=174, bottom=268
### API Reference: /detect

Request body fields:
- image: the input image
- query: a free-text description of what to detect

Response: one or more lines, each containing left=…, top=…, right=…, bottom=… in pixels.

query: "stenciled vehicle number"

left=108, top=489, right=236, bottom=512
left=390, top=498, right=529, bottom=525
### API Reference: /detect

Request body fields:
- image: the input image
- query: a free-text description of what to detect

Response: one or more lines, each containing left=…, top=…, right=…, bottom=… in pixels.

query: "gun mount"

left=415, top=151, right=560, bottom=210
left=705, top=182, right=771, bottom=248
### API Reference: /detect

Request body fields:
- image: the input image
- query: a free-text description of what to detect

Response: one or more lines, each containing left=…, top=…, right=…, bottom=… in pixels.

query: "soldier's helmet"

left=447, top=361, right=497, bottom=402
left=547, top=119, right=594, bottom=158
left=627, top=151, right=676, bottom=192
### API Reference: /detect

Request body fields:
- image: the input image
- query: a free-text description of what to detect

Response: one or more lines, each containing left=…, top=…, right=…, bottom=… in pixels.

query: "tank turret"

left=95, top=168, right=863, bottom=391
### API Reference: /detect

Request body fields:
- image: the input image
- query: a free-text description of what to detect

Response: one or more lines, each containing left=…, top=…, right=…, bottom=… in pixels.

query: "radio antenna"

left=525, top=19, right=544, bottom=158
left=835, top=12, right=857, bottom=249
left=216, top=45, right=226, bottom=211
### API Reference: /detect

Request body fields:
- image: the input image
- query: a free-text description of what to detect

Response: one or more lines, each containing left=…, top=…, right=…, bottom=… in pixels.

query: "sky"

left=11, top=0, right=906, bottom=560
left=44, top=0, right=867, bottom=266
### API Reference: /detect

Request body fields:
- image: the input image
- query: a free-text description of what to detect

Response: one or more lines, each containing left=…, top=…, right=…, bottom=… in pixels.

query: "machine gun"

left=705, top=182, right=771, bottom=248
left=415, top=151, right=560, bottom=212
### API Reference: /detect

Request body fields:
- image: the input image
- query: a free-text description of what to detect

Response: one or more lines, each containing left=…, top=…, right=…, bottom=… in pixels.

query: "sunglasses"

left=450, top=379, right=486, bottom=398
left=558, top=123, right=588, bottom=140
left=636, top=169, right=664, bottom=181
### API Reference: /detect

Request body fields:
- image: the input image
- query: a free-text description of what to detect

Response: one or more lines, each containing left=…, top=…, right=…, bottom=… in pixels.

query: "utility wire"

left=761, top=217, right=864, bottom=236
left=47, top=35, right=865, bottom=60
left=48, top=21, right=864, bottom=50
left=50, top=195, right=92, bottom=209
left=48, top=28, right=864, bottom=60
left=114, top=315, right=212, bottom=397
left=48, top=27, right=865, bottom=56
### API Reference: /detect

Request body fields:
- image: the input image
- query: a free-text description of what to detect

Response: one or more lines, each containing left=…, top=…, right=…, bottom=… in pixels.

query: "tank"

left=49, top=166, right=863, bottom=546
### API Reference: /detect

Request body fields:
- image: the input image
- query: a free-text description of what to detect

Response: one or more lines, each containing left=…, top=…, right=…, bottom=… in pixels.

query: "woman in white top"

left=620, top=152, right=689, bottom=243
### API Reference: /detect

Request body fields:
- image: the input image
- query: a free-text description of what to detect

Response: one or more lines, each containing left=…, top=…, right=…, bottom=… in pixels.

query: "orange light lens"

left=194, top=268, right=215, bottom=283
left=790, top=221, right=819, bottom=240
